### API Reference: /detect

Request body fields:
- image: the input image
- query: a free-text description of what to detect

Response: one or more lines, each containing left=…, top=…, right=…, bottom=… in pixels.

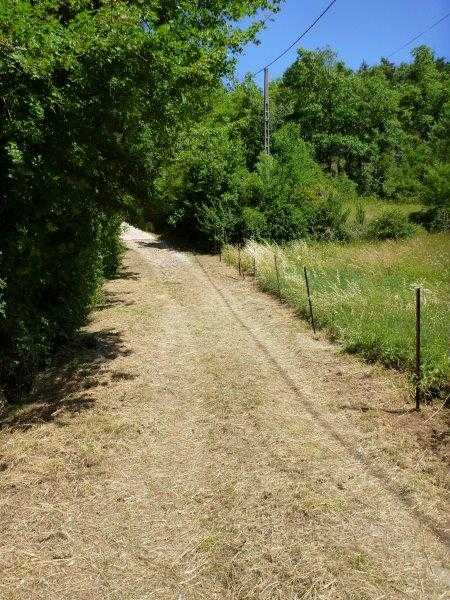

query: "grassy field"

left=345, top=196, right=423, bottom=221
left=225, top=232, right=449, bottom=399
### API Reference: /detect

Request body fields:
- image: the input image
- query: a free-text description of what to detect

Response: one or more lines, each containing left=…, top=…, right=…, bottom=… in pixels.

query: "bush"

left=308, top=194, right=350, bottom=241
left=152, top=122, right=352, bottom=247
left=153, top=125, right=246, bottom=247
left=241, top=207, right=268, bottom=241
left=99, top=215, right=125, bottom=279
left=367, top=208, right=416, bottom=240
left=265, top=200, right=310, bottom=243
left=409, top=206, right=450, bottom=233
left=0, top=207, right=105, bottom=397
left=243, top=152, right=311, bottom=243
left=197, top=194, right=241, bottom=246
left=236, top=126, right=350, bottom=244
left=423, top=162, right=450, bottom=207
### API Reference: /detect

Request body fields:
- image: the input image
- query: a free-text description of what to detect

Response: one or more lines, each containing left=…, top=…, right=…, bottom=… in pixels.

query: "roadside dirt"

left=1, top=226, right=448, bottom=600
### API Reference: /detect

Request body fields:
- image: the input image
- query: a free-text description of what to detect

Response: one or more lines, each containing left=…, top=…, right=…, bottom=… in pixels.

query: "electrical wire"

left=253, top=0, right=338, bottom=76
left=387, top=12, right=450, bottom=59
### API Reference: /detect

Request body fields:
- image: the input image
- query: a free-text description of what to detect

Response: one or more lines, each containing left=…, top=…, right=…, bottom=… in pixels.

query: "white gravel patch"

left=121, top=223, right=190, bottom=269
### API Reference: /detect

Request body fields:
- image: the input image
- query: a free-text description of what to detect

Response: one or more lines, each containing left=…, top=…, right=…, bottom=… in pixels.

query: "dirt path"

left=1, top=226, right=448, bottom=599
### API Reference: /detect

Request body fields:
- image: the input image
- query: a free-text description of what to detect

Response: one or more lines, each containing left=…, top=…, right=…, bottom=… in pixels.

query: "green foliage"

left=152, top=92, right=328, bottom=247
left=197, top=195, right=242, bottom=246
left=0, top=0, right=281, bottom=396
left=211, top=78, right=265, bottom=170
left=153, top=44, right=448, bottom=248
left=99, top=215, right=125, bottom=279
left=409, top=206, right=450, bottom=233
left=241, top=207, right=268, bottom=241
left=367, top=208, right=416, bottom=240
left=422, top=162, right=450, bottom=207
left=153, top=124, right=246, bottom=245
left=153, top=120, right=353, bottom=245
left=0, top=207, right=105, bottom=394
left=244, top=126, right=351, bottom=243
left=309, top=195, right=350, bottom=241
left=276, top=46, right=449, bottom=200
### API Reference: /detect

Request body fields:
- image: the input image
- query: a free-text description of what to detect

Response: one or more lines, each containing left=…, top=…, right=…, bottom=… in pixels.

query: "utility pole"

left=264, top=66, right=270, bottom=155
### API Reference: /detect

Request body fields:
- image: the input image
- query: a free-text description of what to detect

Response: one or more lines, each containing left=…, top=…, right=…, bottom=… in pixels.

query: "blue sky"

left=235, top=0, right=450, bottom=83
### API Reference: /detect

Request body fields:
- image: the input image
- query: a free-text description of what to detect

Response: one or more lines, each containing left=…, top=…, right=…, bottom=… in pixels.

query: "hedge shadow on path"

left=0, top=328, right=132, bottom=432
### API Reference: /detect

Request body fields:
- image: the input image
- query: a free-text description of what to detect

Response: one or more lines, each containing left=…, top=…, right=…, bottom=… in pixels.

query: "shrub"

left=265, top=201, right=310, bottom=243
left=246, top=153, right=310, bottom=243
left=367, top=208, right=416, bottom=240
left=152, top=122, right=353, bottom=247
left=308, top=194, right=350, bottom=241
left=423, top=162, right=450, bottom=207
left=410, top=162, right=450, bottom=233
left=99, top=215, right=125, bottom=279
left=153, top=125, right=246, bottom=246
left=241, top=206, right=268, bottom=241
left=333, top=174, right=358, bottom=202
left=197, top=193, right=241, bottom=246
left=0, top=207, right=105, bottom=397
left=409, top=206, right=450, bottom=233
left=236, top=127, right=350, bottom=244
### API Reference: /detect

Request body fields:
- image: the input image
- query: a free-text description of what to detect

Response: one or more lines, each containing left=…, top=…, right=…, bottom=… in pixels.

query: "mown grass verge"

left=224, top=233, right=449, bottom=400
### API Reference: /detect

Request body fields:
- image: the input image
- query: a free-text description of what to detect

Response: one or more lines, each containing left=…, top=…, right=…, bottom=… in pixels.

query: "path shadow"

left=136, top=241, right=165, bottom=252
left=338, top=403, right=417, bottom=415
left=134, top=229, right=215, bottom=254
left=96, top=290, right=135, bottom=311
left=111, top=264, right=141, bottom=281
left=0, top=328, right=132, bottom=432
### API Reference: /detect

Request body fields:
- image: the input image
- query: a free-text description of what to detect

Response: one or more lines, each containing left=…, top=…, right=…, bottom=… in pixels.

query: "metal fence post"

left=415, top=287, right=421, bottom=411
left=274, top=252, right=281, bottom=295
left=304, top=267, right=316, bottom=335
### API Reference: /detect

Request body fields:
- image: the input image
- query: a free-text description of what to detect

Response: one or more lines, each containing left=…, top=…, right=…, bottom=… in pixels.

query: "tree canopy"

left=1, top=1, right=448, bottom=398
left=149, top=45, right=449, bottom=247
left=0, top=0, right=281, bottom=395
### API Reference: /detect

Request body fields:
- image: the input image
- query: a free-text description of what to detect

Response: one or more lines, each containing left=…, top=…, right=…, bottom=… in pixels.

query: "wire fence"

left=220, top=241, right=440, bottom=411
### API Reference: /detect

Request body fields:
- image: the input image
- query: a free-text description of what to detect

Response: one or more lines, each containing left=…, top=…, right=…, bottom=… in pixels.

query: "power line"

left=387, top=12, right=450, bottom=59
left=253, top=0, right=338, bottom=76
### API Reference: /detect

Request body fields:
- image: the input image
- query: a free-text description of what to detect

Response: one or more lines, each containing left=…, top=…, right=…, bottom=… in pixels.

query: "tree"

left=0, top=0, right=282, bottom=395
left=275, top=46, right=449, bottom=199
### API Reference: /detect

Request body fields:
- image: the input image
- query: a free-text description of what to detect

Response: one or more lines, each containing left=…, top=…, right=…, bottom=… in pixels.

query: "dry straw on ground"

left=1, top=228, right=449, bottom=599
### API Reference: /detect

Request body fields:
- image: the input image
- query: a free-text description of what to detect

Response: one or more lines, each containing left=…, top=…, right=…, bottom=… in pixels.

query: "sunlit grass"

left=224, top=233, right=449, bottom=399
left=345, top=196, right=423, bottom=221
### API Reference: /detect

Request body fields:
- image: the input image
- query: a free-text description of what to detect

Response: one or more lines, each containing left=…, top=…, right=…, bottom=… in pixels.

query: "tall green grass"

left=345, top=197, right=423, bottom=222
left=224, top=233, right=449, bottom=399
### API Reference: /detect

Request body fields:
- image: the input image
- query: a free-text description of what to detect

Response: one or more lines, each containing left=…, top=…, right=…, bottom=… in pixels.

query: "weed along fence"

left=222, top=240, right=450, bottom=409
